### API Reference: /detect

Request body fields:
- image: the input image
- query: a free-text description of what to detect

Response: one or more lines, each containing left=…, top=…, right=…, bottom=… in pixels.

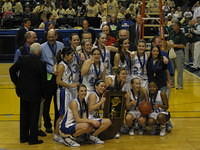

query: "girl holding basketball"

left=148, top=82, right=170, bottom=136
left=125, top=78, right=148, bottom=135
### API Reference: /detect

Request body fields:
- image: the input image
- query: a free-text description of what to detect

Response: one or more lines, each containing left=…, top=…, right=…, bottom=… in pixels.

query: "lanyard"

left=63, top=60, right=73, bottom=77
left=93, top=62, right=101, bottom=79
left=100, top=47, right=106, bottom=62
left=123, top=51, right=131, bottom=73
left=77, top=98, right=87, bottom=118
left=149, top=91, right=158, bottom=111
left=131, top=89, right=140, bottom=108
left=47, top=42, right=57, bottom=64
left=137, top=53, right=146, bottom=74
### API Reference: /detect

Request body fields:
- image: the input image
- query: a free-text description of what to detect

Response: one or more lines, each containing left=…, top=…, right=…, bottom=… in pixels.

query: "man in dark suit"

left=16, top=18, right=33, bottom=49
left=9, top=43, right=46, bottom=145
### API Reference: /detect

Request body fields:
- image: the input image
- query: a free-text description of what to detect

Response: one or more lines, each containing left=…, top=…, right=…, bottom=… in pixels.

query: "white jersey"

left=62, top=99, right=87, bottom=128
left=59, top=61, right=73, bottom=84
left=128, top=89, right=145, bottom=111
left=119, top=52, right=131, bottom=75
left=130, top=53, right=148, bottom=80
left=149, top=91, right=164, bottom=112
left=93, top=45, right=111, bottom=75
left=71, top=55, right=80, bottom=83
left=108, top=75, right=130, bottom=92
left=82, top=62, right=105, bottom=91
left=87, top=91, right=103, bottom=119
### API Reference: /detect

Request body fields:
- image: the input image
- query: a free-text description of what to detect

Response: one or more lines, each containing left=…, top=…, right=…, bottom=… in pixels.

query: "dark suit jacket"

left=129, top=23, right=138, bottom=51
left=16, top=26, right=34, bottom=48
left=9, top=54, right=47, bottom=102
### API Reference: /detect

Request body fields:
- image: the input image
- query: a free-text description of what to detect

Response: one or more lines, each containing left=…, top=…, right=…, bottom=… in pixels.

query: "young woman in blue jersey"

left=53, top=48, right=80, bottom=143
left=81, top=48, right=106, bottom=92
left=146, top=46, right=170, bottom=92
left=60, top=84, right=106, bottom=147
left=87, top=80, right=112, bottom=137
left=147, top=82, right=170, bottom=136
left=125, top=78, right=148, bottom=136
left=114, top=38, right=132, bottom=74
left=130, top=40, right=149, bottom=88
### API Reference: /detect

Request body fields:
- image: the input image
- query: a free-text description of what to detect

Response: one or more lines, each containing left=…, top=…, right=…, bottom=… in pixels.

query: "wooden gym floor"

left=0, top=63, right=200, bottom=150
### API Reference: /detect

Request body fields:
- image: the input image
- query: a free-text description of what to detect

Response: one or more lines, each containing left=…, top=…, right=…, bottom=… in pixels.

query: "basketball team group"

left=10, top=26, right=183, bottom=146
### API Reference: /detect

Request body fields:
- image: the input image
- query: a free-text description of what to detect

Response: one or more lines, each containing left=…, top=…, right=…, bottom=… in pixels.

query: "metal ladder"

left=139, top=0, right=165, bottom=49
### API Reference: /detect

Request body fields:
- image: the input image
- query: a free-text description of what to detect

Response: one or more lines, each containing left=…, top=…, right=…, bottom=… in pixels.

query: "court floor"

left=0, top=63, right=200, bottom=150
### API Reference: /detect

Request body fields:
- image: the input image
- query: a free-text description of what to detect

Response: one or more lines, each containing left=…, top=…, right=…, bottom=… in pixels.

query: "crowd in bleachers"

left=6, top=0, right=200, bottom=147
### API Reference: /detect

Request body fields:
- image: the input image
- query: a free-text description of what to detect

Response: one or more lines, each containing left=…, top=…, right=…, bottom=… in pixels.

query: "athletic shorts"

left=60, top=124, right=76, bottom=135
left=128, top=110, right=141, bottom=119
left=57, top=87, right=72, bottom=116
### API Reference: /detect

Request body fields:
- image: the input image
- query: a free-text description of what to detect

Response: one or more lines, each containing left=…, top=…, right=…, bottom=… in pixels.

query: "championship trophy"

left=99, top=90, right=126, bottom=140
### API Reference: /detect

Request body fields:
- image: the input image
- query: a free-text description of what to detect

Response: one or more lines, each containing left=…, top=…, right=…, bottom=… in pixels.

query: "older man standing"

left=14, top=31, right=37, bottom=62
left=41, top=29, right=64, bottom=133
left=9, top=43, right=46, bottom=145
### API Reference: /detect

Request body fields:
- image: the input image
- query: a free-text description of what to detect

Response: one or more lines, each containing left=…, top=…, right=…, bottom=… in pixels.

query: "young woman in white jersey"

left=125, top=78, right=148, bottom=135
left=87, top=80, right=112, bottom=137
left=93, top=33, right=111, bottom=75
left=148, top=82, right=170, bottom=136
left=131, top=40, right=149, bottom=88
left=114, top=38, right=132, bottom=75
left=54, top=48, right=79, bottom=143
left=81, top=48, right=106, bottom=92
left=60, top=84, right=105, bottom=147
left=79, top=39, right=93, bottom=62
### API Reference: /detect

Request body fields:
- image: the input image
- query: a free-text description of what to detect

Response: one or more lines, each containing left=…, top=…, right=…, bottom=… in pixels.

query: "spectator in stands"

left=16, top=18, right=32, bottom=49
left=13, top=0, right=23, bottom=15
left=32, top=2, right=45, bottom=14
left=126, top=3, right=137, bottom=19
left=174, top=6, right=183, bottom=20
left=192, top=1, right=200, bottom=19
left=118, top=6, right=126, bottom=21
left=41, top=29, right=64, bottom=133
left=14, top=31, right=38, bottom=62
left=118, top=13, right=134, bottom=30
left=101, top=24, right=117, bottom=46
left=183, top=8, right=193, bottom=19
left=107, top=0, right=118, bottom=17
left=65, top=3, right=76, bottom=16
left=86, top=0, right=99, bottom=17
left=56, top=4, right=66, bottom=18
left=2, top=0, right=12, bottom=13
left=99, top=0, right=107, bottom=22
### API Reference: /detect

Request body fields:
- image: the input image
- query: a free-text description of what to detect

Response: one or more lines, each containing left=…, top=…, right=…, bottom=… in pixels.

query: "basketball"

left=138, top=100, right=153, bottom=116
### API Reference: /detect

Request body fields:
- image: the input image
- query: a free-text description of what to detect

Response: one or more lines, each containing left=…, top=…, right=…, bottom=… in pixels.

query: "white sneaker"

left=160, top=128, right=166, bottom=136
left=63, top=137, right=80, bottom=147
left=89, top=135, right=104, bottom=144
left=115, top=132, right=120, bottom=138
left=138, top=129, right=143, bottom=135
left=129, top=128, right=134, bottom=136
left=53, top=134, right=65, bottom=144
